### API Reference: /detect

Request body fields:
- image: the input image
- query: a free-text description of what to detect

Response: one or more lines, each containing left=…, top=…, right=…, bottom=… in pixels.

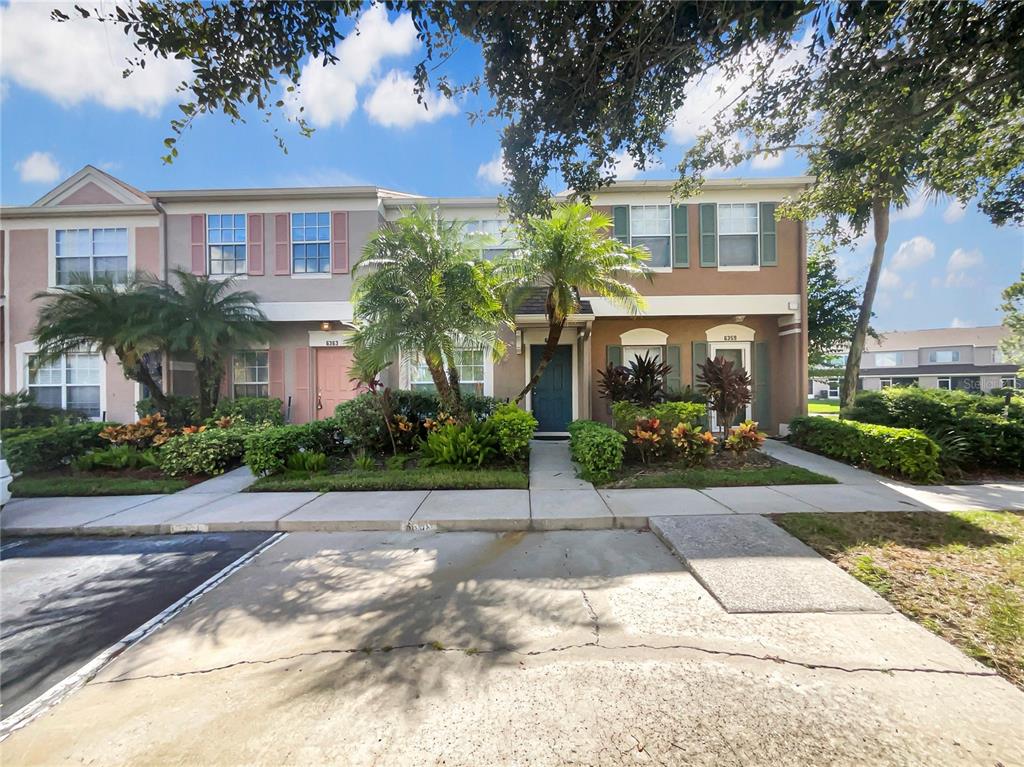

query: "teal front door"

left=531, top=345, right=573, bottom=432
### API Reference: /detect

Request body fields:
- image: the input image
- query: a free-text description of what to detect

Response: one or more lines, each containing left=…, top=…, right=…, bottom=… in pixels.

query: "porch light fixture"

left=320, top=321, right=332, bottom=331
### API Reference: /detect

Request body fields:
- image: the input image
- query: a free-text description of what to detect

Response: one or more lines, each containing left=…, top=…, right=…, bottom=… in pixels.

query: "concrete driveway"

left=2, top=530, right=1022, bottom=766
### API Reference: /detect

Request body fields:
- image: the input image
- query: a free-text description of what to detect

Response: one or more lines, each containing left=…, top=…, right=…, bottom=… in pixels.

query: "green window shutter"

left=691, top=341, right=708, bottom=387
left=665, top=345, right=682, bottom=393
left=612, top=206, right=630, bottom=244
left=753, top=341, right=772, bottom=428
left=672, top=205, right=689, bottom=267
left=759, top=202, right=777, bottom=266
left=607, top=345, right=622, bottom=367
left=699, top=203, right=717, bottom=267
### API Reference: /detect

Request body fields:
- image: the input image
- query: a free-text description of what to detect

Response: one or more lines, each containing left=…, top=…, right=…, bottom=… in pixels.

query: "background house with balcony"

left=2, top=167, right=811, bottom=433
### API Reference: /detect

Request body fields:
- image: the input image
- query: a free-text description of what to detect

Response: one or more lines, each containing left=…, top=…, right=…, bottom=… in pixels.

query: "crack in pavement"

left=94, top=638, right=1000, bottom=685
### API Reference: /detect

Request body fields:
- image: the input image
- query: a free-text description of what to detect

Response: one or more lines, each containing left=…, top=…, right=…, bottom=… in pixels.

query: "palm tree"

left=153, top=269, right=270, bottom=419
left=32, top=275, right=171, bottom=411
left=500, top=203, right=651, bottom=403
left=351, top=207, right=510, bottom=416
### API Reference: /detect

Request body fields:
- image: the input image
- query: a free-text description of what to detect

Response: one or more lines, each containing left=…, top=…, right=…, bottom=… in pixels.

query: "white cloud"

left=477, top=153, right=508, bottom=186
left=891, top=188, right=930, bottom=222
left=901, top=283, right=917, bottom=300
left=890, top=236, right=935, bottom=271
left=951, top=317, right=969, bottom=328
left=944, top=247, right=983, bottom=287
left=286, top=6, right=419, bottom=128
left=878, top=268, right=903, bottom=290
left=363, top=70, right=457, bottom=129
left=610, top=149, right=662, bottom=181
left=750, top=151, right=784, bottom=170
left=15, top=151, right=61, bottom=184
left=0, top=0, right=190, bottom=116
left=942, top=200, right=967, bottom=223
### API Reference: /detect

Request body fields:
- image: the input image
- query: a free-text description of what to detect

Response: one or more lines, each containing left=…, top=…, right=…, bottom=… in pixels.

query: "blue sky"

left=2, top=2, right=1021, bottom=331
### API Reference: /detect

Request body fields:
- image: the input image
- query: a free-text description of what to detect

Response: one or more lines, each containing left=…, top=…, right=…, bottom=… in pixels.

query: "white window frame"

left=628, top=205, right=672, bottom=271
left=405, top=344, right=491, bottom=396
left=937, top=377, right=952, bottom=390
left=827, top=378, right=840, bottom=398
left=55, top=227, right=129, bottom=286
left=1000, top=377, right=1019, bottom=390
left=717, top=202, right=760, bottom=271
left=232, top=350, right=269, bottom=399
left=622, top=345, right=664, bottom=365
left=291, top=212, right=331, bottom=276
left=24, top=349, right=105, bottom=419
left=463, top=218, right=516, bottom=260
left=874, top=352, right=902, bottom=368
left=207, top=213, right=248, bottom=276
left=879, top=377, right=894, bottom=389
left=928, top=349, right=961, bottom=363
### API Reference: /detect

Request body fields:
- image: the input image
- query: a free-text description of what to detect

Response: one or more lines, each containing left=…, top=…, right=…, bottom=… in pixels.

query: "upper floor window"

left=718, top=203, right=759, bottom=267
left=233, top=350, right=269, bottom=398
left=292, top=212, right=331, bottom=274
left=27, top=351, right=102, bottom=418
left=629, top=205, right=671, bottom=268
left=56, top=228, right=128, bottom=285
left=928, top=349, right=960, bottom=363
left=464, top=218, right=515, bottom=260
left=207, top=214, right=247, bottom=275
left=874, top=351, right=903, bottom=367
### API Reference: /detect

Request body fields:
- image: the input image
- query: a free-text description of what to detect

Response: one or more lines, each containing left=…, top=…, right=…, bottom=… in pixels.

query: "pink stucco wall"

left=57, top=182, right=123, bottom=206
left=105, top=361, right=139, bottom=423
left=7, top=229, right=48, bottom=387
left=135, top=226, right=160, bottom=277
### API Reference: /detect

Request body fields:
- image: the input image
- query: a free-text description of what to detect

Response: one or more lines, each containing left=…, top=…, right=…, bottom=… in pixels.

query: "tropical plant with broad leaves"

left=500, top=203, right=650, bottom=402
left=151, top=269, right=270, bottom=420
left=597, top=362, right=632, bottom=404
left=697, top=356, right=752, bottom=433
left=351, top=207, right=510, bottom=418
left=32, top=274, right=170, bottom=411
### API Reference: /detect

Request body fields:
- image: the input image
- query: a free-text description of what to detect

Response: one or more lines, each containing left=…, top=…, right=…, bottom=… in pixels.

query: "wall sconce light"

left=320, top=321, right=332, bottom=331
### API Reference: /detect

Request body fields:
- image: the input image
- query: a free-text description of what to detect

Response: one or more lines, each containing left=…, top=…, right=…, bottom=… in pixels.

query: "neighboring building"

left=1, top=167, right=811, bottom=434
left=810, top=326, right=1020, bottom=398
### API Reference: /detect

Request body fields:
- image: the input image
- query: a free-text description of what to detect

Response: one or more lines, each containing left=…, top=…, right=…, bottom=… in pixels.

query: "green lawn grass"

left=248, top=466, right=529, bottom=492
left=12, top=473, right=189, bottom=497
left=603, top=464, right=835, bottom=489
left=774, top=510, right=1024, bottom=689
left=807, top=399, right=841, bottom=414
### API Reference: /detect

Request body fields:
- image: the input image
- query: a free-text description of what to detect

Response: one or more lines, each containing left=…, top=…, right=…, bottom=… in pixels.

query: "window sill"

left=717, top=266, right=760, bottom=272
left=291, top=272, right=333, bottom=280
left=209, top=273, right=248, bottom=281
left=649, top=266, right=673, bottom=273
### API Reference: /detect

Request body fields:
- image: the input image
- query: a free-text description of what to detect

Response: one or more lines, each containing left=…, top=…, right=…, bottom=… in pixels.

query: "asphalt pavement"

left=0, top=532, right=271, bottom=722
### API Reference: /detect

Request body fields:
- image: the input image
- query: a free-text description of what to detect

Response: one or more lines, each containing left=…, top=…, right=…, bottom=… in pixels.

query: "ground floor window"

left=408, top=345, right=485, bottom=395
left=1000, top=377, right=1020, bottom=390
left=937, top=377, right=952, bottom=390
left=827, top=378, right=840, bottom=398
left=233, top=350, right=269, bottom=398
left=880, top=377, right=918, bottom=390
left=622, top=345, right=664, bottom=365
left=951, top=376, right=981, bottom=393
left=27, top=352, right=102, bottom=417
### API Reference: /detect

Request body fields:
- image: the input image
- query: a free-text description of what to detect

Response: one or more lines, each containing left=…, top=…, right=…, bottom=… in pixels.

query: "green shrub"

left=489, top=403, right=537, bottom=460
left=1, top=391, right=90, bottom=428
left=285, top=451, right=328, bottom=473
left=611, top=401, right=706, bottom=433
left=844, top=388, right=1023, bottom=469
left=568, top=420, right=626, bottom=482
left=159, top=427, right=250, bottom=477
left=788, top=416, right=941, bottom=482
left=214, top=397, right=284, bottom=425
left=420, top=421, right=499, bottom=468
left=2, top=422, right=111, bottom=473
left=75, top=445, right=159, bottom=472
left=136, top=395, right=199, bottom=427
left=243, top=420, right=344, bottom=476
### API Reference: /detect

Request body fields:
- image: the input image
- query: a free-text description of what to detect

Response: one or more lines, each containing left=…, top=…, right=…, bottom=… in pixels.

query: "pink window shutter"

left=274, top=213, right=291, bottom=275
left=268, top=349, right=285, bottom=407
left=247, top=213, right=265, bottom=276
left=331, top=211, right=349, bottom=274
left=293, top=347, right=311, bottom=423
left=190, top=214, right=206, bottom=275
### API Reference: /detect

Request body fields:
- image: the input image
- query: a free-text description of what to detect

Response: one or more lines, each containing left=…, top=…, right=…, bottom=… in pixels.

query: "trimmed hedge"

left=243, top=419, right=345, bottom=476
left=2, top=422, right=111, bottom=473
left=158, top=427, right=252, bottom=477
left=844, top=388, right=1024, bottom=469
left=214, top=397, right=285, bottom=425
left=568, top=420, right=626, bottom=483
left=489, top=403, right=537, bottom=460
left=610, top=401, right=706, bottom=433
left=789, top=416, right=941, bottom=482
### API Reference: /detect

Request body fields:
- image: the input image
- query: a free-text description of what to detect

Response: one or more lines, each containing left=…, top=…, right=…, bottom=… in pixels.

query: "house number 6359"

left=723, top=335, right=738, bottom=341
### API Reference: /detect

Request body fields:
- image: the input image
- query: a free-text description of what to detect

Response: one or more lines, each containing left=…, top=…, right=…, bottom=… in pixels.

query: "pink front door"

left=315, top=347, right=359, bottom=419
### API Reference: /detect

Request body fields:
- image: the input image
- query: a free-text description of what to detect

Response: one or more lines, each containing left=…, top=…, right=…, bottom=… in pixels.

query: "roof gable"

left=33, top=165, right=152, bottom=208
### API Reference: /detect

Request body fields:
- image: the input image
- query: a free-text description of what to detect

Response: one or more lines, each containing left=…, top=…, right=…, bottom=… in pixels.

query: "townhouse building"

left=1, top=166, right=810, bottom=434
left=810, top=325, right=1020, bottom=398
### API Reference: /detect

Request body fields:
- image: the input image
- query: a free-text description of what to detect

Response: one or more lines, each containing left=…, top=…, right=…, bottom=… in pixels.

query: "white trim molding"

left=522, top=327, right=579, bottom=427
left=587, top=294, right=801, bottom=317
left=260, top=301, right=355, bottom=323
left=706, top=323, right=755, bottom=343
left=619, top=328, right=669, bottom=346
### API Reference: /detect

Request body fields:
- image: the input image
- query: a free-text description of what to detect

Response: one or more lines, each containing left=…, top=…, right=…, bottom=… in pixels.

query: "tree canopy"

left=805, top=245, right=869, bottom=372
